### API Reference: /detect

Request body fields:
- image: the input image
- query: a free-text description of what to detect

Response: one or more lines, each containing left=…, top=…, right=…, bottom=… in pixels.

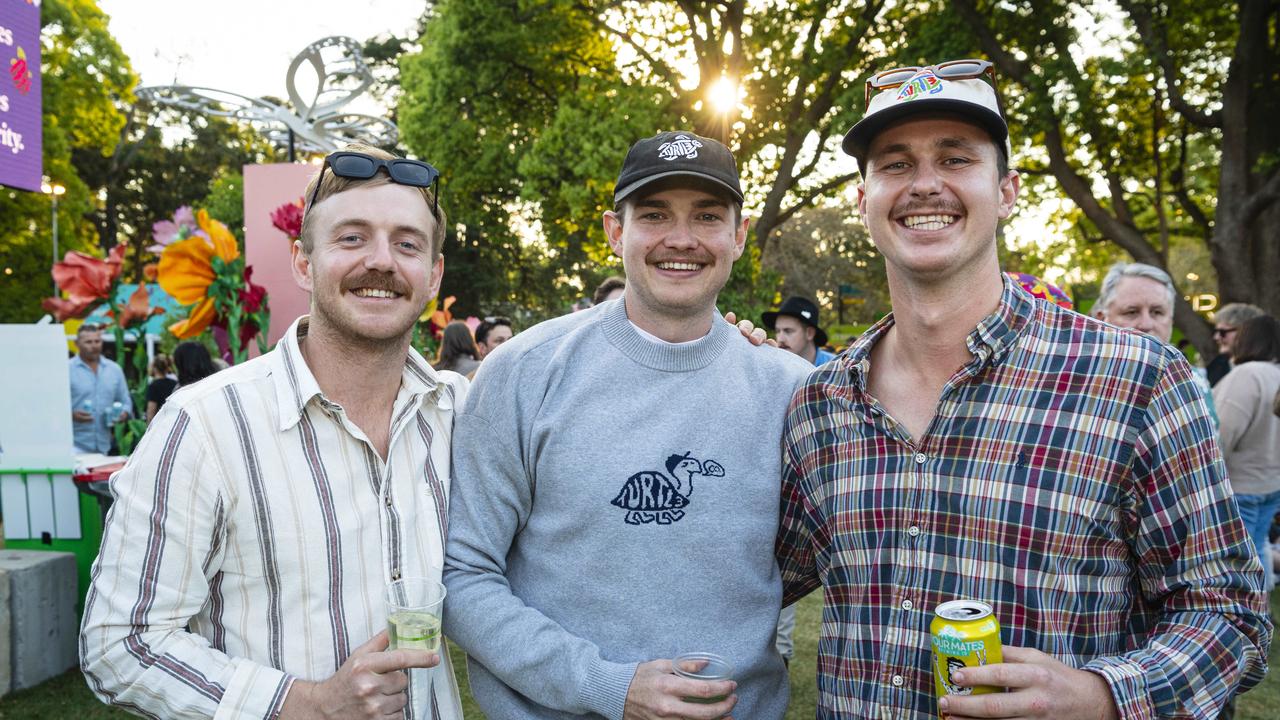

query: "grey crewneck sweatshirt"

left=443, top=298, right=812, bottom=719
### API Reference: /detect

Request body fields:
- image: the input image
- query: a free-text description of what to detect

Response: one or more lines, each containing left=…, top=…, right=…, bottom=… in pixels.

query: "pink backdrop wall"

left=244, top=163, right=318, bottom=346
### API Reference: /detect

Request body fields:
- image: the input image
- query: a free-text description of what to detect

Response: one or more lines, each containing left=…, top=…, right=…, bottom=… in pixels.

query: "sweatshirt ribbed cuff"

left=578, top=658, right=638, bottom=720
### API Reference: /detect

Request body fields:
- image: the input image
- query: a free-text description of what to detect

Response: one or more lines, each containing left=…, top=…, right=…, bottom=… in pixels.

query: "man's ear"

left=997, top=170, right=1021, bottom=220
left=291, top=239, right=314, bottom=293
left=426, top=253, right=445, bottom=301
left=732, top=213, right=749, bottom=261
left=603, top=210, right=625, bottom=258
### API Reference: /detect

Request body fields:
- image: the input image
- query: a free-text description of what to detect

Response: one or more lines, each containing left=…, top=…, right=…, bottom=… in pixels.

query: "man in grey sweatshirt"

left=443, top=131, right=812, bottom=719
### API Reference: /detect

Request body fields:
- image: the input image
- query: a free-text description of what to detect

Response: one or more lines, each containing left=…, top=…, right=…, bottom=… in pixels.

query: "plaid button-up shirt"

left=778, top=279, right=1271, bottom=719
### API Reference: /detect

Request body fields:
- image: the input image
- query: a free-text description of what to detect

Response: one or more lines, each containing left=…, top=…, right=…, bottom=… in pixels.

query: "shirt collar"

left=270, top=315, right=446, bottom=431
left=841, top=273, right=1035, bottom=389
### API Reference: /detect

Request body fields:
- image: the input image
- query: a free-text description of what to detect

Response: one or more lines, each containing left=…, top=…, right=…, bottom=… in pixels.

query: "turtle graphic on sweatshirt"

left=610, top=451, right=726, bottom=525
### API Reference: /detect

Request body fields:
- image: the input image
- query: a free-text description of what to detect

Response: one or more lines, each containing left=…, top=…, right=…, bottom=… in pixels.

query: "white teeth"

left=657, top=262, right=702, bottom=271
left=902, top=214, right=957, bottom=230
left=353, top=288, right=398, bottom=298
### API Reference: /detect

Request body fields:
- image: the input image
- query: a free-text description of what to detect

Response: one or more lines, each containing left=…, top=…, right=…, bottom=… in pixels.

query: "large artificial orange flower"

left=158, top=209, right=240, bottom=338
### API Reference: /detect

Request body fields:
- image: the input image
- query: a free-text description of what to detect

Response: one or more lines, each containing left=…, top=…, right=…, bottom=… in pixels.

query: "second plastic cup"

left=673, top=651, right=734, bottom=705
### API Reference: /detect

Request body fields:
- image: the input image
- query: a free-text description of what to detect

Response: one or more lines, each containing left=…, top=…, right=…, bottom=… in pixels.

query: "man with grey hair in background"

left=1092, top=261, right=1217, bottom=424
left=1092, top=262, right=1177, bottom=343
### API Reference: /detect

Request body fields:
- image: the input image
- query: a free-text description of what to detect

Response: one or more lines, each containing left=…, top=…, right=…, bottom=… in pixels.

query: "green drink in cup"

left=386, top=578, right=446, bottom=652
left=673, top=651, right=734, bottom=706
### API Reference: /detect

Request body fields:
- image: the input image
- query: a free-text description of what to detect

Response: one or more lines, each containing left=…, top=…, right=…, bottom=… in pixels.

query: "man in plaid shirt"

left=776, top=59, right=1272, bottom=719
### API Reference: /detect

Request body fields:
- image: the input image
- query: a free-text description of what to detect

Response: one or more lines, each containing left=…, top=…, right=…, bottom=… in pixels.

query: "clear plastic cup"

left=673, top=651, right=734, bottom=705
left=385, top=578, right=446, bottom=652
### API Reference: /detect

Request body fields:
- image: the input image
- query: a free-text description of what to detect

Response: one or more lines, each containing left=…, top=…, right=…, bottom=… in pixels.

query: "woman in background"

left=144, top=354, right=178, bottom=423
left=433, top=321, right=482, bottom=378
left=173, top=341, right=218, bottom=389
left=1214, top=314, right=1280, bottom=593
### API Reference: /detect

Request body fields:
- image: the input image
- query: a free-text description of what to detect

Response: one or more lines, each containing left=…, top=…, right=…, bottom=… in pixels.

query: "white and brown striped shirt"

left=80, top=317, right=467, bottom=720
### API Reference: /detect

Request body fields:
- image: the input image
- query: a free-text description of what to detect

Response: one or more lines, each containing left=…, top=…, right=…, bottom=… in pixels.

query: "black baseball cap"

left=614, top=131, right=744, bottom=205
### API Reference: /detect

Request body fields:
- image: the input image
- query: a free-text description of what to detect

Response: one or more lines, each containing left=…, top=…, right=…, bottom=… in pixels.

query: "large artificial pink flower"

left=149, top=205, right=208, bottom=254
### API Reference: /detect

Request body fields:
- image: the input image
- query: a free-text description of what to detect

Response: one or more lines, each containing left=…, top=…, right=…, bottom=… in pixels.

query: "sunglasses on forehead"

left=309, top=151, right=441, bottom=219
left=864, top=58, right=997, bottom=107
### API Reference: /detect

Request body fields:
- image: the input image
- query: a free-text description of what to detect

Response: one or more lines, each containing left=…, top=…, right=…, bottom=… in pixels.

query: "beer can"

left=930, top=599, right=1003, bottom=713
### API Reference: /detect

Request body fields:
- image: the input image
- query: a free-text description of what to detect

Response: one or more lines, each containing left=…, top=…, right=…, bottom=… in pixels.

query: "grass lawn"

left=5, top=592, right=1277, bottom=719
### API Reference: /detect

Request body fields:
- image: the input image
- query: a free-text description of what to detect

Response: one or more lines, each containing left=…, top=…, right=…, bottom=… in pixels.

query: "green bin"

left=1, top=468, right=106, bottom=617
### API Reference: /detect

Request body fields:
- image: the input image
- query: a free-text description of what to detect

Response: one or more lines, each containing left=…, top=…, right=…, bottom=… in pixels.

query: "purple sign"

left=0, top=0, right=42, bottom=192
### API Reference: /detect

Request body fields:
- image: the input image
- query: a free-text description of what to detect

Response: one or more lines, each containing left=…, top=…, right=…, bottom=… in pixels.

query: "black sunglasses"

left=309, top=151, right=441, bottom=219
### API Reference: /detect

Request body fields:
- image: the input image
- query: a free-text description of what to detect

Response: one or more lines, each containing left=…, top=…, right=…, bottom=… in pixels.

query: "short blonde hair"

left=300, top=143, right=446, bottom=257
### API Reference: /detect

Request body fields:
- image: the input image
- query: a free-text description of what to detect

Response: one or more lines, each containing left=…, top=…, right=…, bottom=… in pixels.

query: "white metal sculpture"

left=136, top=36, right=397, bottom=158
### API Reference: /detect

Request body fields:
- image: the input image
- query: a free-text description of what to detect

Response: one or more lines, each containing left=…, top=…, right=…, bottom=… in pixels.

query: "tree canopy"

left=398, top=0, right=1277, bottom=346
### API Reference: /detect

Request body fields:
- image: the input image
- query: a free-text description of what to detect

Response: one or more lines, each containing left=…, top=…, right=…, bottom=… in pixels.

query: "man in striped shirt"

left=80, top=144, right=467, bottom=719
left=776, top=61, right=1271, bottom=718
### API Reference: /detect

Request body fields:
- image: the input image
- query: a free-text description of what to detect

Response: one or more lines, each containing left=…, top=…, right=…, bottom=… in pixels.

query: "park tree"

left=399, top=0, right=672, bottom=319
left=949, top=0, right=1279, bottom=356
left=0, top=0, right=134, bottom=322
left=400, top=0, right=1274, bottom=348
left=763, top=203, right=890, bottom=326
left=399, top=0, right=902, bottom=320
left=72, top=103, right=273, bottom=280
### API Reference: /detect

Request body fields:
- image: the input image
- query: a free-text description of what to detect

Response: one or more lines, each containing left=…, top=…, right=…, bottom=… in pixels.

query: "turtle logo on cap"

left=896, top=70, right=943, bottom=102
left=658, top=134, right=703, bottom=161
left=610, top=451, right=726, bottom=525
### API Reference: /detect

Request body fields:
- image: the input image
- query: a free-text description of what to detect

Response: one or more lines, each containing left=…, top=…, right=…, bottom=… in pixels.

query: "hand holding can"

left=931, top=599, right=1004, bottom=712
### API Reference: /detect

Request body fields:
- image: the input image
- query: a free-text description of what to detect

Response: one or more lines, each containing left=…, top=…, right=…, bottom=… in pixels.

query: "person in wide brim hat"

left=763, top=296, right=833, bottom=365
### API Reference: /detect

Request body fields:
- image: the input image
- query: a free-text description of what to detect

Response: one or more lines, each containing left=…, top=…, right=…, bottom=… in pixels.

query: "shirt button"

left=914, top=452, right=927, bottom=464
left=891, top=674, right=904, bottom=687
left=385, top=495, right=393, bottom=507
left=901, top=599, right=913, bottom=611
left=907, top=525, right=921, bottom=537
left=391, top=569, right=401, bottom=581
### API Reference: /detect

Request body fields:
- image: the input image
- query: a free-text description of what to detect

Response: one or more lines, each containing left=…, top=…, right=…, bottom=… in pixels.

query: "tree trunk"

left=1210, top=0, right=1280, bottom=321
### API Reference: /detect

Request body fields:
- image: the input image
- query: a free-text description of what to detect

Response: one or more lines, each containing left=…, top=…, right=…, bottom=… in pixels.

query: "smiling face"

left=602, top=182, right=747, bottom=333
left=857, top=115, right=1018, bottom=285
left=1100, top=275, right=1174, bottom=343
left=292, top=182, right=443, bottom=348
